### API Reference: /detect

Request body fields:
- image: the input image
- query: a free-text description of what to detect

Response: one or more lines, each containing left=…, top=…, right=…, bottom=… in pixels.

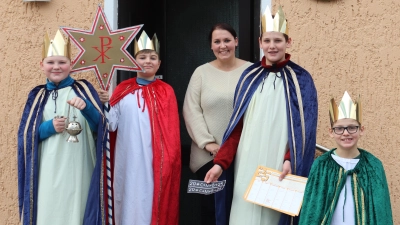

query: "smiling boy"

left=299, top=91, right=393, bottom=225
left=204, top=6, right=318, bottom=225
left=105, top=31, right=181, bottom=225
left=18, top=30, right=107, bottom=225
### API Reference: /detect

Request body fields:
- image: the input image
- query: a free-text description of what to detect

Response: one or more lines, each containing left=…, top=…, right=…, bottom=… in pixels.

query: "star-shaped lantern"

left=62, top=5, right=143, bottom=90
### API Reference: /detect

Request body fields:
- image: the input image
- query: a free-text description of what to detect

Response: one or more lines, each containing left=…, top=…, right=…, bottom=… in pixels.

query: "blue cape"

left=215, top=60, right=318, bottom=225
left=17, top=79, right=107, bottom=225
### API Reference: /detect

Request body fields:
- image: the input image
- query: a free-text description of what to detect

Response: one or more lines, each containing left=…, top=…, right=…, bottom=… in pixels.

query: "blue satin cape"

left=17, top=78, right=107, bottom=225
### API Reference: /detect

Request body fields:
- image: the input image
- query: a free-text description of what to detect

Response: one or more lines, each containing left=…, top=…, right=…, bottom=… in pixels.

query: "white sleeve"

left=108, top=103, right=120, bottom=132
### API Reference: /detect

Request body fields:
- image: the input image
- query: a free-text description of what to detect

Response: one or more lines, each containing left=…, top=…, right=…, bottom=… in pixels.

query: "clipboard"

left=243, top=165, right=308, bottom=216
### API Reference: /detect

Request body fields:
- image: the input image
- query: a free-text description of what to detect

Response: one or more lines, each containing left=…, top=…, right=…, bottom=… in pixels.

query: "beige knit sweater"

left=183, top=61, right=252, bottom=172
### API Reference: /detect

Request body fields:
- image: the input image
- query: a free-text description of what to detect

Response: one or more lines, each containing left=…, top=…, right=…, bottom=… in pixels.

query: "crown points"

left=42, top=30, right=71, bottom=60
left=152, top=34, right=160, bottom=54
left=329, top=91, right=362, bottom=125
left=134, top=31, right=160, bottom=56
left=261, top=5, right=289, bottom=35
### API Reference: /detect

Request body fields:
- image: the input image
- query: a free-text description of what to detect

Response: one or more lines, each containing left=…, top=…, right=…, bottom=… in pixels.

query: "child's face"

left=136, top=51, right=160, bottom=80
left=210, top=29, right=238, bottom=62
left=40, top=56, right=72, bottom=85
left=259, top=32, right=291, bottom=65
left=329, top=118, right=364, bottom=151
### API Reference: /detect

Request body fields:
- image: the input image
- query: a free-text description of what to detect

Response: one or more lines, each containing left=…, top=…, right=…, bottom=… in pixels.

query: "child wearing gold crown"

left=204, top=6, right=318, bottom=225
left=17, top=30, right=107, bottom=225
left=102, top=31, right=181, bottom=225
left=299, top=91, right=393, bottom=225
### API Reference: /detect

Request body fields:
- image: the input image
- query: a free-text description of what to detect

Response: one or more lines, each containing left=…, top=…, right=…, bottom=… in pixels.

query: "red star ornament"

left=62, top=6, right=143, bottom=90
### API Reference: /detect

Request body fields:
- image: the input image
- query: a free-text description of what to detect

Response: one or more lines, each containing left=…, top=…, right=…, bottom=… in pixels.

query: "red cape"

left=106, top=78, right=181, bottom=225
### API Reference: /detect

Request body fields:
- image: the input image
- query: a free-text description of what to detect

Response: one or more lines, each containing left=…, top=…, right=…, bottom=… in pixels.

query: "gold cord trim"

left=353, top=173, right=361, bottom=225
left=75, top=81, right=108, bottom=224
left=282, top=70, right=296, bottom=173
left=361, top=188, right=365, bottom=225
left=322, top=168, right=344, bottom=224
left=287, top=66, right=305, bottom=158
left=228, top=66, right=263, bottom=133
left=24, top=88, right=45, bottom=225
left=74, top=81, right=105, bottom=119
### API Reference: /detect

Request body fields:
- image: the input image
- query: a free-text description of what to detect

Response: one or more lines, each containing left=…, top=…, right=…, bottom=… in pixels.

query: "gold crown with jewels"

left=134, top=31, right=160, bottom=56
left=329, top=91, right=362, bottom=126
left=42, top=30, right=71, bottom=60
left=261, top=5, right=289, bottom=35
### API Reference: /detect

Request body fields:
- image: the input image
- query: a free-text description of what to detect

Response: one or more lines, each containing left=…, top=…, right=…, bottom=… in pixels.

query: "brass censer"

left=65, top=104, right=83, bottom=143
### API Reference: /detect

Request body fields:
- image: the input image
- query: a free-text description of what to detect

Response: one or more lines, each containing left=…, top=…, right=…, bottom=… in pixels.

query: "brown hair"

left=208, top=23, right=238, bottom=44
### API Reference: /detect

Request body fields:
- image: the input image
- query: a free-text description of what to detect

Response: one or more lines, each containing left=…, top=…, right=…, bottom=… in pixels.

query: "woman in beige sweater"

left=183, top=23, right=252, bottom=225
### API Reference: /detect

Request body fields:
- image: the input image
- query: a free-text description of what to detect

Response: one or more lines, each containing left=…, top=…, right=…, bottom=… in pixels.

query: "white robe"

left=108, top=89, right=154, bottom=225
left=331, top=154, right=359, bottom=225
left=229, top=73, right=288, bottom=225
left=37, top=87, right=96, bottom=225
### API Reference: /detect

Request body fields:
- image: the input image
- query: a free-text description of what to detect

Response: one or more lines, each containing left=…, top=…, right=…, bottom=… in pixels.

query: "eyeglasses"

left=332, top=126, right=359, bottom=135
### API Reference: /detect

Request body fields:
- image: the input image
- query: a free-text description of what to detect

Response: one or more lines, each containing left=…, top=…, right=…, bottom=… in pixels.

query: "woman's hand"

left=205, top=143, right=220, bottom=155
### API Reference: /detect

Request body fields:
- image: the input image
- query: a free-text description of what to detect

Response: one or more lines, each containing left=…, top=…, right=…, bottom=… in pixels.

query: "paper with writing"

left=244, top=166, right=307, bottom=216
left=187, top=179, right=226, bottom=195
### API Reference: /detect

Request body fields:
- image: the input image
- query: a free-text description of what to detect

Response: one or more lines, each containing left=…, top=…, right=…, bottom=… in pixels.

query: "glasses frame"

left=332, top=126, right=359, bottom=135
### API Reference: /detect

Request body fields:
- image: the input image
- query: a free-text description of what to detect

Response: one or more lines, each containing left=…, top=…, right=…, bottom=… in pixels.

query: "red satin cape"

left=106, top=78, right=181, bottom=225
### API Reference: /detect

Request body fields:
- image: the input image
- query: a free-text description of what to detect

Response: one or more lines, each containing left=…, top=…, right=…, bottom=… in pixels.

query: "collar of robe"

left=259, top=54, right=291, bottom=91
left=46, top=75, right=74, bottom=90
left=46, top=75, right=74, bottom=113
left=136, top=77, right=156, bottom=86
left=261, top=53, right=291, bottom=72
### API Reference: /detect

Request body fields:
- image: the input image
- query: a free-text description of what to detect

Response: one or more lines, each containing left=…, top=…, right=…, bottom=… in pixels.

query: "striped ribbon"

left=103, top=102, right=113, bottom=225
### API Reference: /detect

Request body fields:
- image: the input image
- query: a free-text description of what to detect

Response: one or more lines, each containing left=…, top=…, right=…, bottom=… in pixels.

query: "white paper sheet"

left=244, top=166, right=307, bottom=216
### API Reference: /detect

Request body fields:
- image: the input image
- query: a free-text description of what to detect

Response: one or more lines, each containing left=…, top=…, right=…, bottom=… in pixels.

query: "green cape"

left=299, top=148, right=393, bottom=225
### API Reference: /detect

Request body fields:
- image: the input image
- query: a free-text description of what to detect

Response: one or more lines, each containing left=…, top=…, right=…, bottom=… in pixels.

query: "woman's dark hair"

left=208, top=23, right=237, bottom=44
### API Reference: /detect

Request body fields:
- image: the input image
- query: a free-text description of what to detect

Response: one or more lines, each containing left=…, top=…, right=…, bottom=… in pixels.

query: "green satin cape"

left=299, top=148, right=393, bottom=225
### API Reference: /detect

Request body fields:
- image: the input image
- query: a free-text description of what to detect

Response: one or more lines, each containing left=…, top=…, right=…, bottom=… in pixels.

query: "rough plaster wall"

left=0, top=0, right=101, bottom=223
left=273, top=0, right=400, bottom=223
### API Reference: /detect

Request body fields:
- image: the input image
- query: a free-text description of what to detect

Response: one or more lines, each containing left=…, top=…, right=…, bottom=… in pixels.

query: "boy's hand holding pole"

left=98, top=89, right=110, bottom=104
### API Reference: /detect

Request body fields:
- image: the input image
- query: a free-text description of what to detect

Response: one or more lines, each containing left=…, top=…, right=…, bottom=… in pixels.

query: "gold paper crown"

left=42, top=30, right=71, bottom=60
left=329, top=91, right=362, bottom=126
left=134, top=31, right=160, bottom=56
left=261, top=6, right=289, bottom=35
